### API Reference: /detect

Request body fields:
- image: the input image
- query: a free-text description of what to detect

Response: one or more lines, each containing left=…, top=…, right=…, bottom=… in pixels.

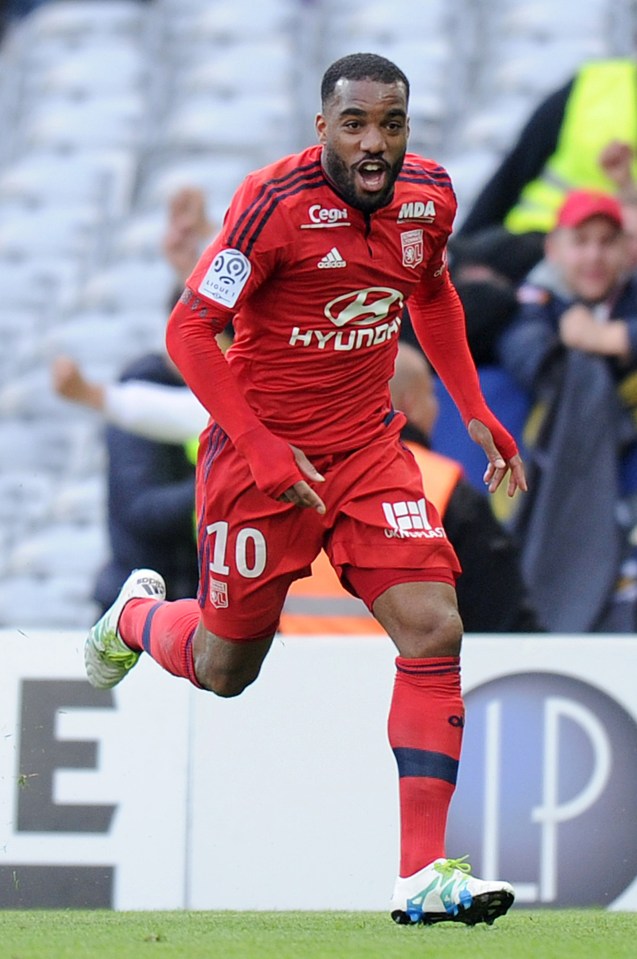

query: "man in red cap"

left=497, top=188, right=637, bottom=633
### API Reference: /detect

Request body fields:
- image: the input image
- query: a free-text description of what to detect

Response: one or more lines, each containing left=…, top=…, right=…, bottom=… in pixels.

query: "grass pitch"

left=0, top=909, right=635, bottom=959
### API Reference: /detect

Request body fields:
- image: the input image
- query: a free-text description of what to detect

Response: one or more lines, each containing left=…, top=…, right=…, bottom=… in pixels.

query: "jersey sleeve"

left=408, top=268, right=519, bottom=462
left=187, top=172, right=283, bottom=314
left=165, top=175, right=303, bottom=499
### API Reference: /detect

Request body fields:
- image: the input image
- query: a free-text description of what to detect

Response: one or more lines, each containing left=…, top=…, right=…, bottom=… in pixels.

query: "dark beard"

left=322, top=145, right=404, bottom=214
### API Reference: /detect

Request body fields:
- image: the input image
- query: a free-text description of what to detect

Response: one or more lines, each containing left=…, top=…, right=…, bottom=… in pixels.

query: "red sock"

left=119, top=598, right=203, bottom=687
left=388, top=656, right=464, bottom=878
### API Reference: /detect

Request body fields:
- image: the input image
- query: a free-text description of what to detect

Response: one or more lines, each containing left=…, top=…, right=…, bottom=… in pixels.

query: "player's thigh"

left=196, top=429, right=325, bottom=640
left=372, top=579, right=462, bottom=658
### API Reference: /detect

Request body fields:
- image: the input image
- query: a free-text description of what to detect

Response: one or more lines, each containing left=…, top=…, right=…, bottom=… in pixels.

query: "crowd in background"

left=3, top=2, right=637, bottom=634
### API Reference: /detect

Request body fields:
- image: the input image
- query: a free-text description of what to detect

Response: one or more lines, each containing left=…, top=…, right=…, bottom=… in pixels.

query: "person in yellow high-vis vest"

left=453, top=59, right=637, bottom=288
left=280, top=343, right=541, bottom=635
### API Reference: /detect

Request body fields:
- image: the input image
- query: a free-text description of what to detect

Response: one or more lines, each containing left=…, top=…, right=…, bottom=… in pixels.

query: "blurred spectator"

left=50, top=185, right=218, bottom=611
left=91, top=353, right=199, bottom=612
left=53, top=350, right=200, bottom=612
left=455, top=59, right=637, bottom=280
left=498, top=189, right=637, bottom=632
left=280, top=342, right=541, bottom=634
left=599, top=139, right=637, bottom=269
left=162, top=186, right=217, bottom=286
left=447, top=59, right=637, bottom=363
left=51, top=354, right=208, bottom=442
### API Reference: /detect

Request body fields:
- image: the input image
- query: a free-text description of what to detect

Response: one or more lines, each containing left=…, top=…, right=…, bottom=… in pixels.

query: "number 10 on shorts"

left=207, top=520, right=267, bottom=579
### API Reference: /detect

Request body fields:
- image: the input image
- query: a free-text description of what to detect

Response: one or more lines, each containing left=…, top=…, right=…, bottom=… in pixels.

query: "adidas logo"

left=317, top=247, right=347, bottom=269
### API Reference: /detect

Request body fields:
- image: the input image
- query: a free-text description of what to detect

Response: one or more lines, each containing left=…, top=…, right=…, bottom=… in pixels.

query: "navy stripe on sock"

left=141, top=602, right=164, bottom=654
left=392, top=747, right=459, bottom=785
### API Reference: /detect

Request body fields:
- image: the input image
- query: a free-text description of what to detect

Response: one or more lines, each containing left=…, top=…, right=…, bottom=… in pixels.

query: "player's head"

left=316, top=53, right=410, bottom=214
left=546, top=190, right=628, bottom=302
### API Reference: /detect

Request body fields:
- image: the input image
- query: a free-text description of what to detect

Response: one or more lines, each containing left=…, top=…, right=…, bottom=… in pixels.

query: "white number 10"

left=206, top=520, right=266, bottom=579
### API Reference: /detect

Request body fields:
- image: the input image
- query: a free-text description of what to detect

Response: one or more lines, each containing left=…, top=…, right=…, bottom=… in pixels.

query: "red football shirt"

left=168, top=144, right=515, bottom=495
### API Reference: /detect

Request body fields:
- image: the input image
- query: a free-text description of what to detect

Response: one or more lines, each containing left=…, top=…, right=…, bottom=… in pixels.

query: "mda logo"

left=448, top=672, right=637, bottom=906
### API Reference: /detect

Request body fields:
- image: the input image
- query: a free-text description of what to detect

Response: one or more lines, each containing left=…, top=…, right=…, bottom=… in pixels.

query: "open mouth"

left=356, top=160, right=388, bottom=192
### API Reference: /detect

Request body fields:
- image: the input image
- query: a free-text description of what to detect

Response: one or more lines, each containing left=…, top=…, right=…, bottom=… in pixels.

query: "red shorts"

left=195, top=418, right=460, bottom=639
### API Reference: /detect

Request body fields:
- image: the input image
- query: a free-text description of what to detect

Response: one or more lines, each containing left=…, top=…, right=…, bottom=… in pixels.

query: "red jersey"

left=186, top=144, right=456, bottom=455
left=169, top=145, right=517, bottom=499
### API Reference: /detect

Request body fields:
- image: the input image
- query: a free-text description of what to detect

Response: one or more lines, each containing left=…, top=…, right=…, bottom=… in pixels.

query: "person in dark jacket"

left=92, top=352, right=198, bottom=612
left=498, top=188, right=637, bottom=632
left=391, top=343, right=541, bottom=633
left=449, top=59, right=637, bottom=363
left=458, top=59, right=637, bottom=250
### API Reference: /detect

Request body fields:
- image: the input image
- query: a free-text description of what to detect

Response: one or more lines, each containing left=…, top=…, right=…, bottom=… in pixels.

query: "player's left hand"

left=468, top=418, right=527, bottom=496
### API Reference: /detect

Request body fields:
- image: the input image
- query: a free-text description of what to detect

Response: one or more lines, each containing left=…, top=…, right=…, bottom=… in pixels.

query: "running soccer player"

left=86, top=53, right=525, bottom=926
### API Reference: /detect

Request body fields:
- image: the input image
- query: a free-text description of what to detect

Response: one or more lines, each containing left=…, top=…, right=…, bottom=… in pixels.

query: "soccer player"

left=85, top=53, right=525, bottom=926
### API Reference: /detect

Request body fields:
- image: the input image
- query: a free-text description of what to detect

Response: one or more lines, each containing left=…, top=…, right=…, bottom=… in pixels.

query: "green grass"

left=0, top=909, right=635, bottom=959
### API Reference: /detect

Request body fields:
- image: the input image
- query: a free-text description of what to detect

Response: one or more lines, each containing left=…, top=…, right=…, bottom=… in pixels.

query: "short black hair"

left=320, top=52, right=410, bottom=108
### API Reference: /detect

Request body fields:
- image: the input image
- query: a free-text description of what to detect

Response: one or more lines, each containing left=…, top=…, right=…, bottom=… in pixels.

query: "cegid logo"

left=289, top=287, right=404, bottom=352
left=301, top=204, right=350, bottom=228
left=448, top=672, right=637, bottom=907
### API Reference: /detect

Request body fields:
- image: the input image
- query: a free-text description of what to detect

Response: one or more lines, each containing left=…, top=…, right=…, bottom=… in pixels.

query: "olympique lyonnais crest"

left=401, top=229, right=424, bottom=269
left=209, top=577, right=228, bottom=609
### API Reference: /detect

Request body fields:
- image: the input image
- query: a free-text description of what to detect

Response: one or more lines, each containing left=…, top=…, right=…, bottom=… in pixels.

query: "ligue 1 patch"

left=401, top=229, right=424, bottom=269
left=198, top=248, right=251, bottom=307
left=209, top=577, right=228, bottom=609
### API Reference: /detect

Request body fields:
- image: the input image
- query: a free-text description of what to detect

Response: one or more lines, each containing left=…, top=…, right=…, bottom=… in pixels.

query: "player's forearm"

left=166, top=295, right=302, bottom=497
left=409, top=276, right=518, bottom=460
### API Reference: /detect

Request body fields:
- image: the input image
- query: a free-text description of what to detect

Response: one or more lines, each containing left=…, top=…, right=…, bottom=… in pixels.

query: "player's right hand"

left=277, top=446, right=326, bottom=514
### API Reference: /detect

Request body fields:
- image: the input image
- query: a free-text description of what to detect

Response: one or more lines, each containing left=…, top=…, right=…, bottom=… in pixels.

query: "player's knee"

left=198, top=663, right=259, bottom=698
left=194, top=650, right=259, bottom=697
left=396, top=602, right=463, bottom=659
left=192, top=626, right=267, bottom=697
left=209, top=672, right=253, bottom=698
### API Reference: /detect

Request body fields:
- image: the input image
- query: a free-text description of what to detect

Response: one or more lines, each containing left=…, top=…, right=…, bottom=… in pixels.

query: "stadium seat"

left=20, top=95, right=147, bottom=151
left=137, top=156, right=252, bottom=222
left=168, top=0, right=296, bottom=42
left=0, top=149, right=138, bottom=219
left=160, top=93, right=294, bottom=156
left=72, top=260, right=176, bottom=311
left=25, top=0, right=146, bottom=43
left=0, top=256, right=81, bottom=311
left=22, top=43, right=148, bottom=99
left=174, top=39, right=293, bottom=97
left=0, top=204, right=101, bottom=257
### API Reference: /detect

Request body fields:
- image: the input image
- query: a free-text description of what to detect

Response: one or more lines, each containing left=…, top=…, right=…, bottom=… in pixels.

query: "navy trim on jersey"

left=228, top=160, right=324, bottom=255
left=399, top=161, right=453, bottom=187
left=202, top=423, right=228, bottom=485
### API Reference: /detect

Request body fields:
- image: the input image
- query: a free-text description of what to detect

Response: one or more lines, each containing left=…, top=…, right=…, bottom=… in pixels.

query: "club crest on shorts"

left=401, top=229, right=424, bottom=269
left=209, top=577, right=229, bottom=608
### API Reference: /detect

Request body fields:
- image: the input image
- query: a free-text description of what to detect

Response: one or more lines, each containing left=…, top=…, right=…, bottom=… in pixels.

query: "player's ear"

left=315, top=113, right=327, bottom=143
